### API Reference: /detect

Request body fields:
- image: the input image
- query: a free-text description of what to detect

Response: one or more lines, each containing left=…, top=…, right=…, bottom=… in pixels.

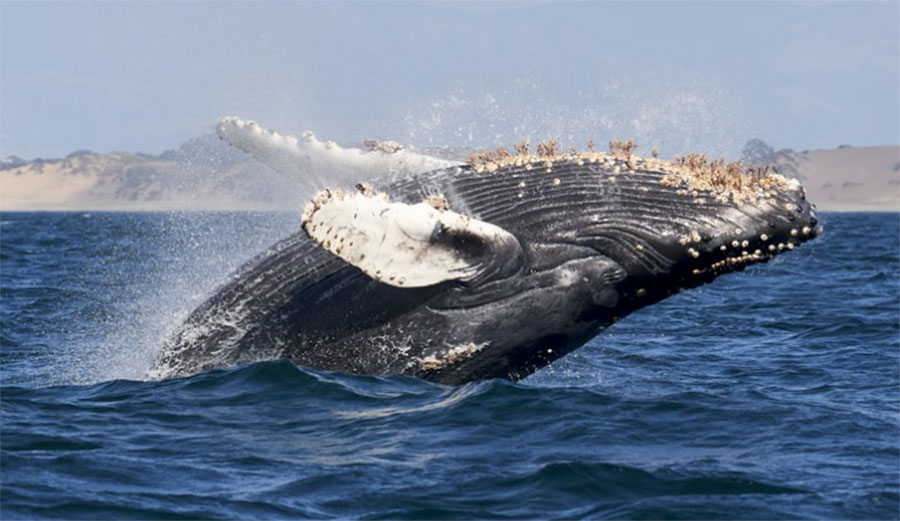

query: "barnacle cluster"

left=417, top=342, right=489, bottom=372
left=464, top=139, right=795, bottom=205
left=362, top=139, right=404, bottom=154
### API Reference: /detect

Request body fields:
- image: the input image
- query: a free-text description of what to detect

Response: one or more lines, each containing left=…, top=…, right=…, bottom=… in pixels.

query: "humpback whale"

left=149, top=118, right=820, bottom=384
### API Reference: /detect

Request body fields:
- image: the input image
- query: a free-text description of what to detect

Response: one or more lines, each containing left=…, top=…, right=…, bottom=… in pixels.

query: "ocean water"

left=1, top=211, right=897, bottom=520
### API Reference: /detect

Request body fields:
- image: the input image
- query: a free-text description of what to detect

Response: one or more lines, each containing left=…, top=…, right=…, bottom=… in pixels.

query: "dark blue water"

left=1, top=212, right=898, bottom=520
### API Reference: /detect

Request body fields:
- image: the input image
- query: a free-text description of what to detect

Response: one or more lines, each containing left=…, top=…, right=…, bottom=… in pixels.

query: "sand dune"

left=0, top=152, right=299, bottom=212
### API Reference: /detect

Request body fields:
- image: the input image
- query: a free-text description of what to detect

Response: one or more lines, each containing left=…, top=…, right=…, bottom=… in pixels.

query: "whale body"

left=149, top=118, right=819, bottom=384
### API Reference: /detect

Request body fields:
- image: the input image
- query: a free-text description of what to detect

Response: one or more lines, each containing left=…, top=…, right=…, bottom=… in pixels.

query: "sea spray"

left=398, top=73, right=750, bottom=161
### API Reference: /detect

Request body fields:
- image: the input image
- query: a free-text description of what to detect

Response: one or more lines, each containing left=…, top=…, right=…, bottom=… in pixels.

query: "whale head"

left=560, top=159, right=819, bottom=304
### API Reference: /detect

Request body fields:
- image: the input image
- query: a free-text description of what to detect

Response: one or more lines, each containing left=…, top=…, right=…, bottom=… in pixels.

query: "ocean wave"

left=1, top=212, right=897, bottom=520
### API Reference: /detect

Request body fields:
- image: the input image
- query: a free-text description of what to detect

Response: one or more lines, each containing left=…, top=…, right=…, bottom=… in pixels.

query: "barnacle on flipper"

left=362, top=140, right=404, bottom=154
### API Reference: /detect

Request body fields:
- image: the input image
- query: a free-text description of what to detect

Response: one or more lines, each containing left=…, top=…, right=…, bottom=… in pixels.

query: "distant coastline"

left=2, top=138, right=897, bottom=213
left=776, top=145, right=899, bottom=212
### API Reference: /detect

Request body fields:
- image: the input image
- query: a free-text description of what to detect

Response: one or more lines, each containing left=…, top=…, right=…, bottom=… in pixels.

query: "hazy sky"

left=2, top=1, right=898, bottom=160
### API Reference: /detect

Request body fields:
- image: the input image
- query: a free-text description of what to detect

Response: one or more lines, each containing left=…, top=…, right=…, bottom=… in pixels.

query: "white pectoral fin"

left=302, top=190, right=523, bottom=288
left=216, top=116, right=316, bottom=178
left=216, top=116, right=457, bottom=180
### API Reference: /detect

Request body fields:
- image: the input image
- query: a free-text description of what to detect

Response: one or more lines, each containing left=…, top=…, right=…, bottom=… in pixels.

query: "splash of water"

left=398, top=72, right=753, bottom=160
left=77, top=77, right=754, bottom=383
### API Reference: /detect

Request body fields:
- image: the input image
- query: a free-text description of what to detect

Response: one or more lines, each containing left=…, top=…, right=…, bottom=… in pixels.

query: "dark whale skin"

left=150, top=158, right=819, bottom=384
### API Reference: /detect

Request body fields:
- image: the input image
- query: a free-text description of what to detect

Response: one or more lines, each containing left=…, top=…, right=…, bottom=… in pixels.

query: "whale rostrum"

left=148, top=117, right=820, bottom=384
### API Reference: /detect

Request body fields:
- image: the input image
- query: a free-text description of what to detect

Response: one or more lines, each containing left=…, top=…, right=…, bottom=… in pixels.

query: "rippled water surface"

left=1, top=212, right=898, bottom=519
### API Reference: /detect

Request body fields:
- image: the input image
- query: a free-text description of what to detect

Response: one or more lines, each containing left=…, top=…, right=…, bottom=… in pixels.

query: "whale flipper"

left=216, top=116, right=457, bottom=182
left=301, top=188, right=523, bottom=288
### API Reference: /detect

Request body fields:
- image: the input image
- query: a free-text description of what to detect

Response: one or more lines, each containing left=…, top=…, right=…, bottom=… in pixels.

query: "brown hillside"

left=775, top=146, right=899, bottom=212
